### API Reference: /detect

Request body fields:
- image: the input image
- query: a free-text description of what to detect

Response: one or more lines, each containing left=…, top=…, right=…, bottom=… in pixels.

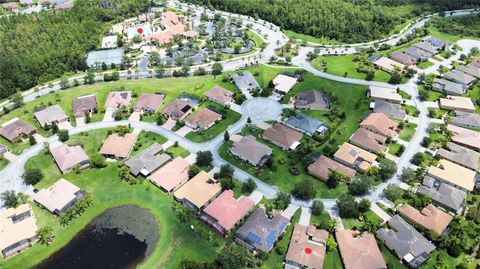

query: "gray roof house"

left=230, top=135, right=272, bottom=167
left=231, top=71, right=260, bottom=92
left=413, top=42, right=438, bottom=55
left=456, top=64, right=480, bottom=79
left=432, top=78, right=467, bottom=95
left=72, top=94, right=97, bottom=118
left=437, top=142, right=480, bottom=171
left=424, top=37, right=449, bottom=50
left=285, top=113, right=328, bottom=136
left=450, top=111, right=480, bottom=130
left=404, top=46, right=433, bottom=61
left=34, top=105, right=69, bottom=128
left=125, top=143, right=172, bottom=177
left=373, top=100, right=406, bottom=120
left=294, top=90, right=330, bottom=110
left=377, top=215, right=436, bottom=268
left=235, top=207, right=289, bottom=253
left=389, top=51, right=416, bottom=66
left=444, top=70, right=477, bottom=86
left=417, top=176, right=467, bottom=214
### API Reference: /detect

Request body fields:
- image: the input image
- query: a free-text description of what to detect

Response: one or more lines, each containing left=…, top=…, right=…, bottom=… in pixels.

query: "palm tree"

left=37, top=227, right=55, bottom=245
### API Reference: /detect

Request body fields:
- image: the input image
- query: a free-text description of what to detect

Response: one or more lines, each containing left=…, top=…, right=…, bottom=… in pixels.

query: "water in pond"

left=33, top=205, right=159, bottom=269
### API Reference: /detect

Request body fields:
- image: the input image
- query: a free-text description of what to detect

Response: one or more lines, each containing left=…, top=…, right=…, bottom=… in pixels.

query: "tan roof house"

left=389, top=51, right=416, bottom=66
left=336, top=230, right=386, bottom=269
left=368, top=86, right=402, bottom=104
left=308, top=155, right=356, bottom=182
left=104, top=91, right=132, bottom=110
left=174, top=171, right=222, bottom=210
left=0, top=118, right=36, bottom=143
left=204, top=86, right=234, bottom=106
left=33, top=178, right=84, bottom=215
left=34, top=105, right=69, bottom=128
left=230, top=135, right=272, bottom=167
left=72, top=94, right=97, bottom=118
left=437, top=142, right=480, bottom=171
left=285, top=224, right=328, bottom=269
left=133, top=93, right=165, bottom=114
left=334, top=143, right=377, bottom=172
left=0, top=204, right=38, bottom=259
left=447, top=124, right=480, bottom=151
left=149, top=156, right=190, bottom=193
left=273, top=73, right=298, bottom=94
left=50, top=143, right=90, bottom=173
left=185, top=108, right=222, bottom=131
left=427, top=159, right=476, bottom=192
left=349, top=128, right=388, bottom=153
left=99, top=133, right=137, bottom=159
left=439, top=96, right=476, bottom=113
left=399, top=204, right=452, bottom=235
left=360, top=113, right=398, bottom=138
left=262, top=123, right=302, bottom=150
left=162, top=98, right=193, bottom=120
left=373, top=56, right=405, bottom=73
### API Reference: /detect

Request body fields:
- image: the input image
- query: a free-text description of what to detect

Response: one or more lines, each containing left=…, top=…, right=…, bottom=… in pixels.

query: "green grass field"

left=417, top=60, right=434, bottom=69
left=165, top=145, right=190, bottom=158
left=388, top=143, right=404, bottom=157
left=398, top=122, right=417, bottom=142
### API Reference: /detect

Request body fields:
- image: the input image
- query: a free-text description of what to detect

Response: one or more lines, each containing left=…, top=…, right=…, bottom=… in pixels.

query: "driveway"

left=103, top=110, right=114, bottom=121
left=176, top=126, right=193, bottom=137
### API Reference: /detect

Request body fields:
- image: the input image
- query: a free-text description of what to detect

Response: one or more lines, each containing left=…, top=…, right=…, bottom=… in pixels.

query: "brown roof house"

left=0, top=204, right=38, bottom=260
left=373, top=56, right=405, bottom=73
left=125, top=142, right=171, bottom=177
left=204, top=86, right=234, bottom=106
left=285, top=224, right=328, bottom=269
left=174, top=171, right=222, bottom=210
left=72, top=94, right=97, bottom=118
left=230, top=135, right=272, bottom=167
left=334, top=143, right=377, bottom=172
left=336, top=230, right=386, bottom=269
left=133, top=93, right=165, bottom=114
left=34, top=105, right=69, bottom=128
left=439, top=96, right=476, bottom=113
left=427, top=159, right=476, bottom=192
left=360, top=113, right=398, bottom=138
left=262, top=123, right=302, bottom=150
left=149, top=156, right=190, bottom=193
left=33, top=178, right=84, bottom=215
left=0, top=118, right=36, bottom=143
left=308, top=155, right=356, bottom=182
left=399, top=204, right=452, bottom=235
left=437, top=142, right=480, bottom=171
left=105, top=91, right=132, bottom=110
left=294, top=90, right=331, bottom=110
left=50, top=143, right=90, bottom=174
left=448, top=124, right=480, bottom=151
left=162, top=98, right=193, bottom=120
left=99, top=132, right=137, bottom=159
left=185, top=108, right=222, bottom=131
left=349, top=128, right=388, bottom=154
left=389, top=51, right=416, bottom=66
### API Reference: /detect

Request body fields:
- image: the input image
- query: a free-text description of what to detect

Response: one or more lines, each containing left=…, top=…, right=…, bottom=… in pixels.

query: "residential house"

left=149, top=156, right=190, bottom=193
left=389, top=51, right=416, bottom=66
left=333, top=143, right=377, bottom=172
left=399, top=204, right=452, bottom=235
left=349, top=128, right=388, bottom=154
left=373, top=100, right=406, bottom=121
left=404, top=46, right=433, bottom=61
left=413, top=42, right=438, bottom=55
left=456, top=64, right=480, bottom=79
left=432, top=78, right=467, bottom=95
left=272, top=73, right=298, bottom=95
left=336, top=230, right=386, bottom=269
left=262, top=123, right=302, bottom=150
left=417, top=176, right=467, bottom=214
left=235, top=207, right=289, bottom=253
left=0, top=204, right=38, bottom=260
left=360, top=113, right=398, bottom=138
left=373, top=56, right=405, bottom=73
left=231, top=71, right=260, bottom=92
left=368, top=86, right=402, bottom=104
left=471, top=57, right=480, bottom=68
left=424, top=37, right=449, bottom=50
left=377, top=215, right=436, bottom=268
left=99, top=133, right=137, bottom=159
left=450, top=111, right=480, bottom=130
left=204, top=86, right=234, bottom=106
left=439, top=96, right=476, bottom=113
left=19, top=0, right=34, bottom=6
left=285, top=113, right=329, bottom=136
left=174, top=171, right=222, bottom=210
left=162, top=98, right=193, bottom=120
left=133, top=93, right=165, bottom=114
left=437, top=142, right=480, bottom=171
left=55, top=1, right=74, bottom=9
left=427, top=159, right=476, bottom=192
left=125, top=143, right=171, bottom=177
left=200, top=190, right=255, bottom=236
left=34, top=105, right=69, bottom=128
left=447, top=124, right=480, bottom=151
left=294, top=90, right=330, bottom=110
left=285, top=224, right=328, bottom=269
left=185, top=108, right=222, bottom=131
left=230, top=135, right=272, bottom=167
left=308, top=155, right=356, bottom=182
left=2, top=2, right=18, bottom=12
left=50, top=144, right=90, bottom=174
left=72, top=94, right=97, bottom=118
left=444, top=70, right=476, bottom=86
left=104, top=91, right=132, bottom=110
left=33, top=178, right=85, bottom=215
left=0, top=118, right=36, bottom=143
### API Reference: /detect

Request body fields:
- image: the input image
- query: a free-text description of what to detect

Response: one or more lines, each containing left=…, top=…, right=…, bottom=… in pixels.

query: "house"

left=0, top=204, right=38, bottom=260
left=424, top=37, right=449, bottom=50
left=432, top=78, right=467, bottom=95
left=33, top=178, right=84, bottom=215
left=185, top=108, right=222, bottom=131
left=389, top=51, right=416, bottom=66
left=333, top=143, right=377, bottom=172
left=336, top=230, right=386, bottom=269
left=417, top=176, right=467, bottom=214
left=72, top=94, right=97, bottom=118
left=373, top=100, right=406, bottom=121
left=0, top=118, right=36, bottom=143
left=443, top=70, right=476, bottom=86
left=285, top=113, right=329, bottom=136
left=377, top=215, right=436, bottom=268
left=368, top=86, right=402, bottom=104
left=448, top=124, right=480, bottom=151
left=437, top=142, right=480, bottom=171
left=99, top=133, right=137, bottom=159
left=308, top=155, right=356, bottom=182
left=204, top=86, right=234, bottom=106
left=174, top=171, right=222, bottom=210
left=450, top=111, right=480, bottom=130
left=294, top=90, right=330, bottom=110
left=456, top=64, right=480, bottom=79
left=50, top=144, right=90, bottom=174
left=235, top=207, right=289, bottom=253
left=231, top=71, right=260, bottom=92
left=230, top=135, right=272, bottom=167
left=262, top=123, right=302, bottom=150
left=439, top=96, right=476, bottom=113
left=413, top=42, right=438, bottom=55
left=399, top=204, right=453, bottom=235
left=55, top=1, right=74, bottom=9
left=349, top=128, right=388, bottom=153
left=2, top=2, right=18, bottom=12
left=34, top=105, right=69, bottom=128
left=162, top=98, right=193, bottom=120
left=200, top=190, right=255, bottom=236
left=149, top=156, right=190, bottom=193
left=285, top=224, right=328, bottom=269
left=133, top=93, right=165, bottom=114
left=19, top=0, right=34, bottom=6
left=373, top=56, right=405, bottom=73
left=404, top=46, right=433, bottom=61
left=360, top=113, right=398, bottom=138
left=426, top=159, right=476, bottom=192
left=125, top=143, right=171, bottom=177
left=104, top=91, right=132, bottom=110
left=471, top=57, right=480, bottom=68
left=272, top=73, right=298, bottom=95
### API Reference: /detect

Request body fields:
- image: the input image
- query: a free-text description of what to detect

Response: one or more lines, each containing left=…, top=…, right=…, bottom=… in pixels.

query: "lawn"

left=165, top=145, right=190, bottom=158
left=398, top=122, right=417, bottom=142
left=428, top=107, right=447, bottom=119
left=284, top=30, right=339, bottom=45
left=131, top=131, right=168, bottom=155
left=416, top=60, right=434, bottom=69
left=379, top=243, right=407, bottom=269
left=464, top=84, right=480, bottom=114
left=0, top=136, right=31, bottom=155
left=324, top=250, right=344, bottom=269
left=402, top=104, right=419, bottom=117
left=427, top=25, right=480, bottom=44
left=341, top=210, right=382, bottom=230
left=388, top=143, right=404, bottom=157
left=0, top=157, right=9, bottom=170
left=398, top=90, right=411, bottom=100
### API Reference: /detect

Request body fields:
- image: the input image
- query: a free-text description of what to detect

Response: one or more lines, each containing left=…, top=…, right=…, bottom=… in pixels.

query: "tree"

left=212, top=62, right=223, bottom=78
left=311, top=200, right=324, bottom=216
left=224, top=131, right=230, bottom=141
left=292, top=179, right=316, bottom=200
left=378, top=159, right=397, bottom=181
left=37, top=227, right=55, bottom=245
left=23, top=168, right=43, bottom=185
left=219, top=164, right=234, bottom=179
left=274, top=191, right=291, bottom=210
left=213, top=243, right=256, bottom=269
left=220, top=177, right=236, bottom=190
left=389, top=71, right=403, bottom=84
left=241, top=178, right=256, bottom=193
left=59, top=77, right=69, bottom=89
left=326, top=234, right=337, bottom=252
left=196, top=151, right=213, bottom=166
left=383, top=184, right=403, bottom=202
left=188, top=164, right=201, bottom=178
left=1, top=191, right=21, bottom=208
left=366, top=70, right=375, bottom=81
left=358, top=198, right=371, bottom=212
left=327, top=170, right=345, bottom=188
left=348, top=176, right=371, bottom=196
left=50, top=121, right=59, bottom=134
left=90, top=154, right=107, bottom=168
left=28, top=134, right=37, bottom=145
left=337, top=194, right=358, bottom=218
left=58, top=129, right=69, bottom=142
left=401, top=167, right=417, bottom=184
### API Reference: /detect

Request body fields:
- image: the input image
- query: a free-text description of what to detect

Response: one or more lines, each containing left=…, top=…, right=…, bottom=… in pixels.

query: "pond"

left=33, top=205, right=159, bottom=269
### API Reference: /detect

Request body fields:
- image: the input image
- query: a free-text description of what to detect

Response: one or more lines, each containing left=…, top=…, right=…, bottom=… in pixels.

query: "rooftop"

left=125, top=143, right=171, bottom=176
left=286, top=113, right=327, bottom=135
left=360, top=112, right=398, bottom=138
left=174, top=171, right=222, bottom=209
left=350, top=127, right=388, bottom=153
left=427, top=159, right=476, bottom=191
left=50, top=144, right=89, bottom=173
left=308, top=155, right=356, bottom=181
left=99, top=133, right=137, bottom=159
left=104, top=91, right=131, bottom=109
left=439, top=96, right=476, bottom=112
left=294, top=90, right=330, bottom=110
left=447, top=124, right=480, bottom=151
left=334, top=143, right=377, bottom=171
left=230, top=135, right=272, bottom=166
left=369, top=86, right=402, bottom=103
left=149, top=156, right=190, bottom=192
left=0, top=204, right=38, bottom=255
left=34, top=105, right=69, bottom=127
left=262, top=123, right=303, bottom=149
left=0, top=118, right=35, bottom=142
left=204, top=86, right=234, bottom=105
left=273, top=74, right=298, bottom=94
left=417, top=176, right=467, bottom=212
left=336, top=230, right=386, bottom=269
left=286, top=224, right=328, bottom=269
left=33, top=178, right=81, bottom=214
left=134, top=93, right=165, bottom=112
left=437, top=142, right=480, bottom=171
left=72, top=94, right=97, bottom=118
left=398, top=204, right=452, bottom=235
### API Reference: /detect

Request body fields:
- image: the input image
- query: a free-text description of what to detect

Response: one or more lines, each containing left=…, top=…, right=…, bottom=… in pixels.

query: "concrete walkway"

left=371, top=202, right=392, bottom=224
left=282, top=204, right=299, bottom=220
left=299, top=207, right=312, bottom=226
left=248, top=190, right=263, bottom=205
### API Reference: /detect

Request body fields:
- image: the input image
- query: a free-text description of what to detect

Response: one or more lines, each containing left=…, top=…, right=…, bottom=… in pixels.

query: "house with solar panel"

left=235, top=207, right=289, bottom=252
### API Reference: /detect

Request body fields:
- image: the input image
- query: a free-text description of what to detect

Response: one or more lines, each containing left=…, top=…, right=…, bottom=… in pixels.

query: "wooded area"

left=430, top=13, right=480, bottom=38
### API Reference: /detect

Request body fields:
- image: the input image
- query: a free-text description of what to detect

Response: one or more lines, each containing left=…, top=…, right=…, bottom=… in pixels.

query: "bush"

left=348, top=176, right=371, bottom=196
left=292, top=179, right=316, bottom=200
left=90, top=154, right=107, bottom=168
left=196, top=151, right=213, bottom=166
left=241, top=178, right=257, bottom=194
left=337, top=194, right=359, bottom=218
left=274, top=192, right=291, bottom=210
left=58, top=129, right=69, bottom=142
left=311, top=200, right=324, bottom=216
left=358, top=199, right=371, bottom=212
left=23, top=168, right=43, bottom=185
